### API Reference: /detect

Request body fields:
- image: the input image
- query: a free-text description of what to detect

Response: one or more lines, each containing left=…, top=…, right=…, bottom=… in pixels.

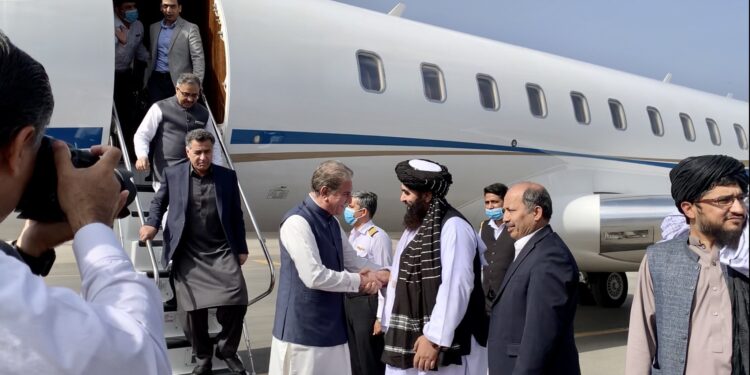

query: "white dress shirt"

left=513, top=226, right=544, bottom=260
left=133, top=103, right=225, bottom=165
left=349, top=220, right=393, bottom=319
left=481, top=219, right=505, bottom=240
left=477, top=220, right=506, bottom=267
left=0, top=223, right=170, bottom=375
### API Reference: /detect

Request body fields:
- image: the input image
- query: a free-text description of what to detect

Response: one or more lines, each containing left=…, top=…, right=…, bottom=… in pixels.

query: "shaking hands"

left=358, top=268, right=390, bottom=294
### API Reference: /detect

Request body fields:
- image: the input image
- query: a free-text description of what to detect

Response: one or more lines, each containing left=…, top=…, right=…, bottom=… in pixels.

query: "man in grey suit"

left=145, top=0, right=205, bottom=103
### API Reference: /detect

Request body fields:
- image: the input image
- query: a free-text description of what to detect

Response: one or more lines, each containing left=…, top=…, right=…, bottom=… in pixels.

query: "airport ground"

left=2, top=219, right=634, bottom=374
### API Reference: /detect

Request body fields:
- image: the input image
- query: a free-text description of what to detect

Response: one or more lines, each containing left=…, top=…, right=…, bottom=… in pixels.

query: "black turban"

left=670, top=155, right=748, bottom=213
left=395, top=159, right=453, bottom=198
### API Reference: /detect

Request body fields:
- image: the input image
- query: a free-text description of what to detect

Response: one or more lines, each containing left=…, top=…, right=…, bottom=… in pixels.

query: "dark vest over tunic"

left=480, top=220, right=516, bottom=314
left=152, top=97, right=209, bottom=182
left=647, top=237, right=701, bottom=375
left=272, top=195, right=348, bottom=347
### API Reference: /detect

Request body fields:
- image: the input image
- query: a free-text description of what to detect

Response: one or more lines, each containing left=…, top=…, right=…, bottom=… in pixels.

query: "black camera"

left=15, top=136, right=137, bottom=223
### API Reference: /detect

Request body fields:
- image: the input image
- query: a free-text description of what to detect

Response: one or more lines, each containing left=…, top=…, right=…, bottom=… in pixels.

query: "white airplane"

left=2, top=0, right=747, bottom=313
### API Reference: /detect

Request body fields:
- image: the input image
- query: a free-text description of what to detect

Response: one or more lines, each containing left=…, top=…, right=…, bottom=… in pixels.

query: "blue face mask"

left=485, top=207, right=504, bottom=221
left=343, top=207, right=363, bottom=226
left=124, top=9, right=139, bottom=23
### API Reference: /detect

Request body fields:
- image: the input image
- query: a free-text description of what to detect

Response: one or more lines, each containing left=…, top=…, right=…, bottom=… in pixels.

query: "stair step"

left=136, top=184, right=155, bottom=193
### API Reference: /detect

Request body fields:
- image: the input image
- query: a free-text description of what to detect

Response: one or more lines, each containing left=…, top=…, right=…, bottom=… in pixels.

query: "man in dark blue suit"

left=141, top=128, right=248, bottom=375
left=487, top=182, right=580, bottom=375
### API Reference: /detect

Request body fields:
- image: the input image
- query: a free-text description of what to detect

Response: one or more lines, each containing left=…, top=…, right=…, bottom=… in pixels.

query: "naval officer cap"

left=395, top=159, right=453, bottom=198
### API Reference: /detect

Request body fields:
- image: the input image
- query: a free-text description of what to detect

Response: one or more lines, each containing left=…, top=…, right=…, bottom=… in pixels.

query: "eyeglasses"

left=176, top=88, right=199, bottom=99
left=694, top=193, right=749, bottom=208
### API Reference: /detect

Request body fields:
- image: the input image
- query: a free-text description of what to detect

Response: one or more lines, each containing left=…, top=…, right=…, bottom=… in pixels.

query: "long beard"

left=403, top=199, right=430, bottom=231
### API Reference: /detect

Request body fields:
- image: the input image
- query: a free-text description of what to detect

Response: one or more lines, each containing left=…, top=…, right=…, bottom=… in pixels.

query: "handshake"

left=359, top=268, right=390, bottom=294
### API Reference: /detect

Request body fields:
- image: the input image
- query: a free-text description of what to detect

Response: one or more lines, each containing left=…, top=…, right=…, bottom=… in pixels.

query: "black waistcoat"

left=480, top=220, right=516, bottom=314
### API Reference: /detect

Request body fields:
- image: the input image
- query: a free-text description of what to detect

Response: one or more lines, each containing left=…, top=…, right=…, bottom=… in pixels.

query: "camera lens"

left=15, top=136, right=136, bottom=222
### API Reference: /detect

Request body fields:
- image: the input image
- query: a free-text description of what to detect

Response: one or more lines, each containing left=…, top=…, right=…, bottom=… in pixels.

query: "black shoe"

left=192, top=363, right=213, bottom=375
left=215, top=349, right=246, bottom=374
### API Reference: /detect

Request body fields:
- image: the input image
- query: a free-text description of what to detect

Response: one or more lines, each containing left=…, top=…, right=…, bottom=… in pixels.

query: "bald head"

left=502, top=182, right=553, bottom=240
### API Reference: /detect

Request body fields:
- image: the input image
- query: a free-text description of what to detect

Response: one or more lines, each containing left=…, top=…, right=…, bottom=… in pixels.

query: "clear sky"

left=335, top=0, right=749, bottom=102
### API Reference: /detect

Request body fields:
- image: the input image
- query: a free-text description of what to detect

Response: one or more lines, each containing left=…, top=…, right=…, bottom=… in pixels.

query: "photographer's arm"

left=49, top=142, right=168, bottom=372
left=0, top=224, right=170, bottom=374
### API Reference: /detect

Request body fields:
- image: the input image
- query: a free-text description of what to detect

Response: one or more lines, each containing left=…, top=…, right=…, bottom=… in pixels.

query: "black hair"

left=0, top=30, right=53, bottom=150
left=483, top=183, right=508, bottom=199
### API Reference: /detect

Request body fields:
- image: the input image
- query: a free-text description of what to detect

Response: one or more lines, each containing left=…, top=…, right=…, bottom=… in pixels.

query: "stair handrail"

left=203, top=93, right=275, bottom=306
left=111, top=105, right=161, bottom=286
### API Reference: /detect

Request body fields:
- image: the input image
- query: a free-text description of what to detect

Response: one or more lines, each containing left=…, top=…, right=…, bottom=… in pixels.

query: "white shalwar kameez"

left=382, top=217, right=488, bottom=375
left=269, top=210, right=385, bottom=375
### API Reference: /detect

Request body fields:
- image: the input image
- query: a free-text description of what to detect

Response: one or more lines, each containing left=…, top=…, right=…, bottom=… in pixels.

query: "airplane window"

left=680, top=113, right=696, bottom=142
left=526, top=84, right=547, bottom=118
left=734, top=124, right=749, bottom=150
left=477, top=74, right=500, bottom=111
left=570, top=92, right=590, bottom=125
left=421, top=64, right=446, bottom=102
left=647, top=107, right=664, bottom=136
left=356, top=51, right=385, bottom=93
left=706, top=118, right=721, bottom=146
left=608, top=99, right=627, bottom=130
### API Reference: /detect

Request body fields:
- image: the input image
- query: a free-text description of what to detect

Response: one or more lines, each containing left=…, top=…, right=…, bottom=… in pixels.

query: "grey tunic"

left=173, top=168, right=248, bottom=311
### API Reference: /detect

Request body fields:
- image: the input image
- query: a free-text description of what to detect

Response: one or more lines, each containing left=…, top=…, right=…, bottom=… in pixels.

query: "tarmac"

left=2, top=218, right=634, bottom=374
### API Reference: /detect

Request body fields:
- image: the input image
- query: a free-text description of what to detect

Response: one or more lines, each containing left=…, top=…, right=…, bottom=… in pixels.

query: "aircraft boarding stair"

left=111, top=99, right=275, bottom=374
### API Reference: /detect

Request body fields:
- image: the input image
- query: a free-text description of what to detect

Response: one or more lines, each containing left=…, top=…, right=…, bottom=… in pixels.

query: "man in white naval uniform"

left=269, top=160, right=391, bottom=375
left=344, top=191, right=393, bottom=375
left=381, top=159, right=488, bottom=375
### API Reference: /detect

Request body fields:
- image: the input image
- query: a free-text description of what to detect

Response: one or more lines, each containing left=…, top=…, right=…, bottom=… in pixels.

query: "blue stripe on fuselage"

left=230, top=129, right=678, bottom=168
left=45, top=127, right=103, bottom=148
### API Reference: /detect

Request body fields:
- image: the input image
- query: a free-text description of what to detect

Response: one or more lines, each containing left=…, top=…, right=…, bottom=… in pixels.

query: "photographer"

left=0, top=31, right=170, bottom=374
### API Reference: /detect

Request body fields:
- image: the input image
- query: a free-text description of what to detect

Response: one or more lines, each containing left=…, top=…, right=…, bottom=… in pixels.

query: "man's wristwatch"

left=13, top=241, right=56, bottom=276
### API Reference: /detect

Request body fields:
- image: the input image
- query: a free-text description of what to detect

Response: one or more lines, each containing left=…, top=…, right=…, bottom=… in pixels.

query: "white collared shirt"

left=486, top=219, right=505, bottom=240
left=349, top=220, right=393, bottom=319
left=513, top=226, right=545, bottom=260
left=477, top=220, right=506, bottom=266
left=0, top=223, right=170, bottom=374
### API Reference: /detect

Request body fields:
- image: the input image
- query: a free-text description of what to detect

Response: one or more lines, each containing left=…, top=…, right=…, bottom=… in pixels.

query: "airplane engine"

left=562, top=194, right=676, bottom=307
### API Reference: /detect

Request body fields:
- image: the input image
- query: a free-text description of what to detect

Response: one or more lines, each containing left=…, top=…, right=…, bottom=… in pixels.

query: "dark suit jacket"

left=144, top=17, right=205, bottom=87
left=488, top=225, right=580, bottom=375
left=147, top=161, right=248, bottom=268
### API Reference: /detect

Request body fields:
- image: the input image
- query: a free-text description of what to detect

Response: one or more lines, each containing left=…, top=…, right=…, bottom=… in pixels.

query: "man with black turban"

left=381, top=159, right=488, bottom=374
left=627, top=155, right=749, bottom=375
